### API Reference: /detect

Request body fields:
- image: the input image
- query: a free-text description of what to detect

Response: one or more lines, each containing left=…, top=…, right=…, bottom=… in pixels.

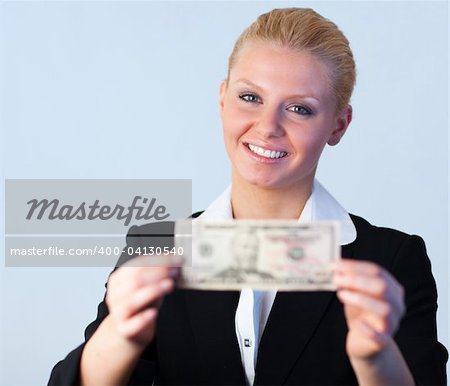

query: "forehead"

left=229, top=41, right=333, bottom=100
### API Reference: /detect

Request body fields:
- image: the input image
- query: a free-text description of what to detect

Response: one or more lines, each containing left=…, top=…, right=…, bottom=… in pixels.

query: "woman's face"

left=219, top=41, right=351, bottom=190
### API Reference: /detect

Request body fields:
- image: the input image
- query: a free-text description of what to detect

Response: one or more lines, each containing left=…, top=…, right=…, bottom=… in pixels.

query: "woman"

left=48, top=8, right=447, bottom=385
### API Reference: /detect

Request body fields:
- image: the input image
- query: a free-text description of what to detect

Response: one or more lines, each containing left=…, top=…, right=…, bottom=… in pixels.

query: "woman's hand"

left=105, top=255, right=181, bottom=349
left=332, top=259, right=406, bottom=361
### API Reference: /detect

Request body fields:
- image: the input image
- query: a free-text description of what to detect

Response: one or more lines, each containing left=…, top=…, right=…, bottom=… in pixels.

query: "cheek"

left=222, top=108, right=244, bottom=157
left=222, top=106, right=248, bottom=138
left=288, top=126, right=331, bottom=162
left=291, top=130, right=326, bottom=150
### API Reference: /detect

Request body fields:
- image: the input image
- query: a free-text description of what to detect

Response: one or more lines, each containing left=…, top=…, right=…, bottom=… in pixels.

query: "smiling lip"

left=243, top=142, right=289, bottom=163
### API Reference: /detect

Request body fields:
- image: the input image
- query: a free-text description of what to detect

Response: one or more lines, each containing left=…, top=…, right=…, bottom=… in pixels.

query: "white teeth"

left=247, top=143, right=287, bottom=159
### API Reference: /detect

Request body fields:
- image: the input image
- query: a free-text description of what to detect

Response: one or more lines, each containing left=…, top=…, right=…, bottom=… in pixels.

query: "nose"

left=254, top=105, right=285, bottom=138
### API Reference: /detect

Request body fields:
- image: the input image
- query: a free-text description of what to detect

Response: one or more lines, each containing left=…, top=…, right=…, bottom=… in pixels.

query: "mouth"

left=244, top=142, right=289, bottom=160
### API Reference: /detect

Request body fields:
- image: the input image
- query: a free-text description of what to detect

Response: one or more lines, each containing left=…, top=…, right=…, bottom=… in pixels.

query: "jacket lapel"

left=183, top=289, right=246, bottom=385
left=254, top=291, right=335, bottom=385
left=254, top=243, right=354, bottom=385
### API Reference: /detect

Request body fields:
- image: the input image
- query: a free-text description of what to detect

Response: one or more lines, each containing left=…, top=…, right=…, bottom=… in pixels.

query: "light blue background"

left=1, top=1, right=448, bottom=384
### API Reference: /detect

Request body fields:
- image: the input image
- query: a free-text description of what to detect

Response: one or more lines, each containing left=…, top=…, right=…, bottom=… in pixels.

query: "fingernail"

left=145, top=308, right=158, bottom=320
left=338, top=290, right=357, bottom=302
left=160, top=279, right=173, bottom=292
left=169, top=267, right=180, bottom=278
left=332, top=275, right=341, bottom=286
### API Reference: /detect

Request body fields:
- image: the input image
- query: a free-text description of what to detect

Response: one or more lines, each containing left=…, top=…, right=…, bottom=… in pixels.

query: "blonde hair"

left=227, top=8, right=356, bottom=113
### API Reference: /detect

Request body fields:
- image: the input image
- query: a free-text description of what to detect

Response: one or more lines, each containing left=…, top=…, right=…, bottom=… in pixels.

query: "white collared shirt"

left=197, top=180, right=356, bottom=385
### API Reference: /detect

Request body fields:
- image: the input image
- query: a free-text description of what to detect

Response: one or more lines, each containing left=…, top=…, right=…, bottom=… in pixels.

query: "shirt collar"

left=198, top=179, right=356, bottom=246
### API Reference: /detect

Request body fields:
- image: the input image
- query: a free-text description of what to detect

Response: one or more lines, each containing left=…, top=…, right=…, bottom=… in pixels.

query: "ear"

left=219, top=79, right=227, bottom=114
left=328, top=105, right=352, bottom=146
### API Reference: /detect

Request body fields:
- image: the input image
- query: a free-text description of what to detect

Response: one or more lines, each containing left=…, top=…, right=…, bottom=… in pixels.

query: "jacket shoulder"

left=348, top=213, right=428, bottom=270
left=126, top=221, right=175, bottom=237
left=126, top=211, right=204, bottom=237
left=349, top=213, right=411, bottom=242
left=191, top=211, right=204, bottom=218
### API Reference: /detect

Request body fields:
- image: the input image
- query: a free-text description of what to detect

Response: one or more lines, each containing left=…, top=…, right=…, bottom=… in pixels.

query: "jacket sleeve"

left=47, top=224, right=161, bottom=386
left=391, top=235, right=448, bottom=385
left=47, top=296, right=111, bottom=386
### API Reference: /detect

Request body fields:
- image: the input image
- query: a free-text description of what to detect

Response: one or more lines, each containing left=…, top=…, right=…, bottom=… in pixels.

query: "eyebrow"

left=233, top=78, right=321, bottom=103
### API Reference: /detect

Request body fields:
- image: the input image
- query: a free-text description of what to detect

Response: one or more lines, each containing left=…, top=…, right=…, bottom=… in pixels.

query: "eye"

left=239, top=93, right=261, bottom=103
left=287, top=105, right=312, bottom=116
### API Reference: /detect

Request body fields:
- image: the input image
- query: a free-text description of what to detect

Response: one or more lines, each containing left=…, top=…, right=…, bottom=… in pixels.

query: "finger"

left=119, top=278, right=174, bottom=319
left=353, top=319, right=391, bottom=348
left=334, top=261, right=402, bottom=293
left=333, top=259, right=382, bottom=276
left=106, top=267, right=178, bottom=312
left=333, top=269, right=405, bottom=315
left=337, top=290, right=398, bottom=333
left=117, top=308, right=158, bottom=339
left=333, top=272, right=404, bottom=315
left=110, top=266, right=179, bottom=294
left=333, top=272, right=387, bottom=295
left=134, top=266, right=180, bottom=287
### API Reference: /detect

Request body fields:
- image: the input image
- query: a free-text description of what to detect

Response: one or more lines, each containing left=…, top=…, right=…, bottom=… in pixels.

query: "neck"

left=230, top=172, right=314, bottom=220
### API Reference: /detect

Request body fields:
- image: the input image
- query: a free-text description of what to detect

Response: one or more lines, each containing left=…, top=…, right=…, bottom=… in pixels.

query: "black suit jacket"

left=48, top=213, right=448, bottom=385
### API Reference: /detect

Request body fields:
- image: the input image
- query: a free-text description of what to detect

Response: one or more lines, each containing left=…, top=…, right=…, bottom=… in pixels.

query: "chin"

left=233, top=163, right=309, bottom=191
left=242, top=174, right=287, bottom=190
left=239, top=169, right=314, bottom=192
